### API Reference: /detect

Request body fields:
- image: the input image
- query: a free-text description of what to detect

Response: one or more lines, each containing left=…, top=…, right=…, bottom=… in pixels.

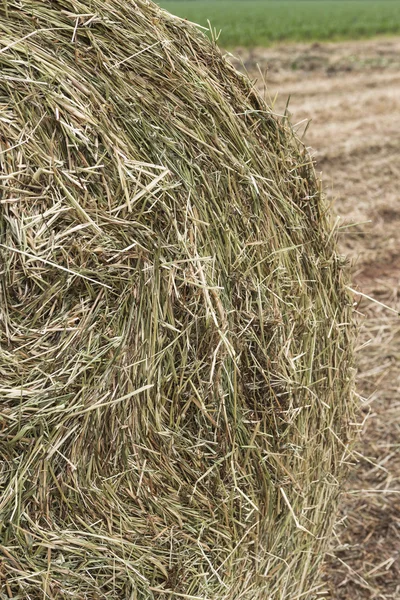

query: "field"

left=158, top=1, right=400, bottom=47
left=232, top=39, right=400, bottom=598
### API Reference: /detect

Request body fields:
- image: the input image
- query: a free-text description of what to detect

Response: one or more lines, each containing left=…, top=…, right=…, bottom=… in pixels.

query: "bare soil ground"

left=234, top=39, right=400, bottom=600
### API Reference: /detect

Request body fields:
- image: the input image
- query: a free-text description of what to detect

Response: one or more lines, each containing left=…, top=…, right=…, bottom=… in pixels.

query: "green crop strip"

left=158, top=1, right=400, bottom=47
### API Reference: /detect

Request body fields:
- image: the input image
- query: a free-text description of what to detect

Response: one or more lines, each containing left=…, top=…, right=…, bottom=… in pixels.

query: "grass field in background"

left=158, top=1, right=400, bottom=47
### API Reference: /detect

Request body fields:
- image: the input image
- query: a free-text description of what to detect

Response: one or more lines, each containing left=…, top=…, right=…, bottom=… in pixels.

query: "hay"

left=0, top=1, right=356, bottom=598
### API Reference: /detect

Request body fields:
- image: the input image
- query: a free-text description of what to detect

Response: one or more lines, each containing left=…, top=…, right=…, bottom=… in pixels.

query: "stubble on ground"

left=233, top=38, right=400, bottom=599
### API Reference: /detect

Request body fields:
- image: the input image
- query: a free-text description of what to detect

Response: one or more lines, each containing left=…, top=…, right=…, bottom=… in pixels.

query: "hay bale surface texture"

left=0, top=1, right=355, bottom=598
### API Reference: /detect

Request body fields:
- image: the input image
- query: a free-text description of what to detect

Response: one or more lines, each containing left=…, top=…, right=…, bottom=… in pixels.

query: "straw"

left=0, top=1, right=356, bottom=598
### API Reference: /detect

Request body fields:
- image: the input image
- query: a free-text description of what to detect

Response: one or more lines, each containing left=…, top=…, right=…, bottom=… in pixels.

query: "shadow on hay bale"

left=0, top=1, right=356, bottom=598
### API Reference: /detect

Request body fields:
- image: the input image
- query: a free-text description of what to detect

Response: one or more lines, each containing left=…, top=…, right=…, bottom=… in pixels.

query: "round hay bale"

left=0, top=1, right=356, bottom=598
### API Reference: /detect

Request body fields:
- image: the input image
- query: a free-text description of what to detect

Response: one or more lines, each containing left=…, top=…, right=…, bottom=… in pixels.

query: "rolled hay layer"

left=0, top=1, right=356, bottom=598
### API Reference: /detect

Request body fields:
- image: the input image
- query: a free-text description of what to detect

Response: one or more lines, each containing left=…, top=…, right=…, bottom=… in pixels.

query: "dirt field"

left=234, top=39, right=400, bottom=599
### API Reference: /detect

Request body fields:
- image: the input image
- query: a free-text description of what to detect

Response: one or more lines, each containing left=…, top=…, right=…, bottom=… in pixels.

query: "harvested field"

left=234, top=37, right=400, bottom=599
